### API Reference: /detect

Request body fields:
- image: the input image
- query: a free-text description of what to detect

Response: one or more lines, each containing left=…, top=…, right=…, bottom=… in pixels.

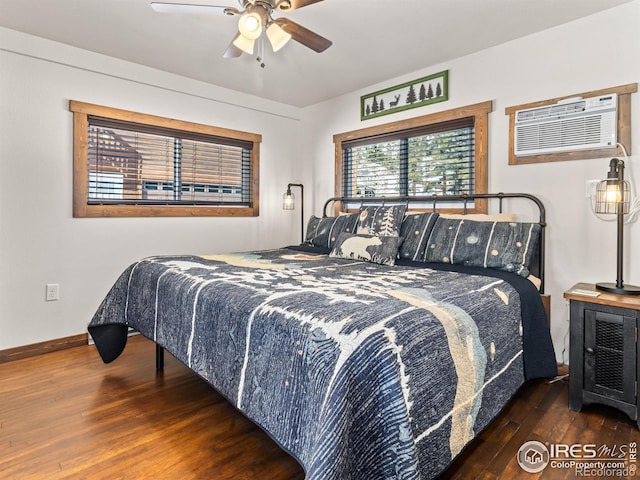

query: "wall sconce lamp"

left=595, top=158, right=640, bottom=295
left=283, top=183, right=304, bottom=243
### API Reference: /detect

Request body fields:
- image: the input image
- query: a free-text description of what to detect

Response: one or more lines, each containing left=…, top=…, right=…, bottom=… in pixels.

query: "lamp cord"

left=619, top=142, right=640, bottom=222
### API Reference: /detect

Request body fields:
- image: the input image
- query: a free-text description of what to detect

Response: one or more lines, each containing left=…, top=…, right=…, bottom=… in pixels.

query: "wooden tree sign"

left=361, top=70, right=449, bottom=121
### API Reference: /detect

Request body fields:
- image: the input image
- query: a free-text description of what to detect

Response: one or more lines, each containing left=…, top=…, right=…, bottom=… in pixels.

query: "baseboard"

left=0, top=333, right=89, bottom=364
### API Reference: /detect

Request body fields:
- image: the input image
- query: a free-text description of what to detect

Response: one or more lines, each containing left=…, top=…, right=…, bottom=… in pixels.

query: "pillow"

left=356, top=204, right=407, bottom=237
left=329, top=232, right=403, bottom=266
left=424, top=218, right=541, bottom=277
left=398, top=212, right=439, bottom=261
left=440, top=212, right=516, bottom=222
left=305, top=214, right=359, bottom=248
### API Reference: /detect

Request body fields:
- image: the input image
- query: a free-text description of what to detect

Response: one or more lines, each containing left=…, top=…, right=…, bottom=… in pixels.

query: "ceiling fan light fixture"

left=238, top=11, right=263, bottom=40
left=232, top=33, right=256, bottom=54
left=266, top=22, right=292, bottom=52
left=151, top=0, right=332, bottom=58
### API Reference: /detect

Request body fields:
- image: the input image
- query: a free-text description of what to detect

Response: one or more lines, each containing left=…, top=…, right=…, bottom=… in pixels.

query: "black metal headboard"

left=322, top=193, right=547, bottom=293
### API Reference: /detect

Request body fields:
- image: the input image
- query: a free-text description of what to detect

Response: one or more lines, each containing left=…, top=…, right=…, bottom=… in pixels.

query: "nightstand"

left=564, top=283, right=640, bottom=428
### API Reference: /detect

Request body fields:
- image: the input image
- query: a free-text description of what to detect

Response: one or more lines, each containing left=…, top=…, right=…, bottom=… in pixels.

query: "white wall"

left=0, top=27, right=305, bottom=350
left=300, top=1, right=640, bottom=363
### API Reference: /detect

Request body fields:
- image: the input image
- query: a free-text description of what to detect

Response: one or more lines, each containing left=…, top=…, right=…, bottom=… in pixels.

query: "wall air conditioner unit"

left=515, top=93, right=617, bottom=156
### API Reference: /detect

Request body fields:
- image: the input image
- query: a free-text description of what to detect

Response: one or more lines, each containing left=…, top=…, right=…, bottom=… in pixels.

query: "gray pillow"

left=330, top=232, right=404, bottom=266
left=305, top=214, right=359, bottom=248
left=398, top=212, right=440, bottom=261
left=424, top=218, right=541, bottom=277
left=356, top=204, right=407, bottom=237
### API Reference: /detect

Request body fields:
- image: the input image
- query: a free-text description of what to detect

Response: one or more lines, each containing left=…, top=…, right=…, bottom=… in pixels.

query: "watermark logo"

left=517, top=441, right=550, bottom=473
left=517, top=441, right=637, bottom=476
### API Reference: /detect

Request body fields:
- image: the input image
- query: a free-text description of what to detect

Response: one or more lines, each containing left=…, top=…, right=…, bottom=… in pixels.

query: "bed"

left=88, top=193, right=557, bottom=480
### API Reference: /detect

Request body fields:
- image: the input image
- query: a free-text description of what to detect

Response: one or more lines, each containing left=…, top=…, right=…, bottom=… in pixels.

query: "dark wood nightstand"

left=564, top=283, right=640, bottom=428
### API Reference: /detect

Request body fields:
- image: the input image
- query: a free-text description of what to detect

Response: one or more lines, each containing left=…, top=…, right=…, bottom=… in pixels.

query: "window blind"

left=341, top=117, right=475, bottom=198
left=87, top=116, right=253, bottom=206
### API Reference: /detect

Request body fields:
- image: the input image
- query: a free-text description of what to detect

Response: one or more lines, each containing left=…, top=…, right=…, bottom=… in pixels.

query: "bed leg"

left=156, top=344, right=164, bottom=370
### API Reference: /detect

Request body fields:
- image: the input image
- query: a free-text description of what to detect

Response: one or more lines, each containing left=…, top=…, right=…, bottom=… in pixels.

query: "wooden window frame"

left=505, top=83, right=637, bottom=166
left=333, top=100, right=493, bottom=214
left=70, top=101, right=261, bottom=218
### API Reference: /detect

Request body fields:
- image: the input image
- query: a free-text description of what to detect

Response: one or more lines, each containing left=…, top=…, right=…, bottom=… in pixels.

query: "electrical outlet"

left=585, top=180, right=599, bottom=198
left=46, top=283, right=59, bottom=302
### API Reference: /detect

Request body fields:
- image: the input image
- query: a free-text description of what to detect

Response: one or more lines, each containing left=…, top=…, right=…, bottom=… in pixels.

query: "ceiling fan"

left=150, top=1, right=332, bottom=58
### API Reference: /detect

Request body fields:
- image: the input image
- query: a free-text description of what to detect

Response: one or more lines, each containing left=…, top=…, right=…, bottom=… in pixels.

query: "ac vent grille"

left=516, top=116, right=604, bottom=152
left=516, top=101, right=586, bottom=122
left=515, top=94, right=617, bottom=156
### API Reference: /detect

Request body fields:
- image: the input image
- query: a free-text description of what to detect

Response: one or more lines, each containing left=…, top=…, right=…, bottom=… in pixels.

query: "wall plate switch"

left=46, top=283, right=59, bottom=301
left=585, top=180, right=599, bottom=198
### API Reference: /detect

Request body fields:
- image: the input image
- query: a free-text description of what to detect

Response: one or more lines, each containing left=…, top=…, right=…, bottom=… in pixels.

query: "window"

left=70, top=101, right=261, bottom=217
left=334, top=101, right=492, bottom=213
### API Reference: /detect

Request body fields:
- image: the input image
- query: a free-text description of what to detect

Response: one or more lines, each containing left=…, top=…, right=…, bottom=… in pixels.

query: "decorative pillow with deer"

left=329, top=232, right=403, bottom=266
left=356, top=204, right=407, bottom=237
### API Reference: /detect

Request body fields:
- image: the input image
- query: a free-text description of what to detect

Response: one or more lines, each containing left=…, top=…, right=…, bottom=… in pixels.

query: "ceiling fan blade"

left=150, top=2, right=240, bottom=15
left=274, top=18, right=332, bottom=52
left=275, top=0, right=324, bottom=11
left=223, top=33, right=244, bottom=58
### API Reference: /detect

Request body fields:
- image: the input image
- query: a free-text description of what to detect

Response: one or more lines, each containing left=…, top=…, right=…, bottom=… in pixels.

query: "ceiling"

left=0, top=0, right=633, bottom=107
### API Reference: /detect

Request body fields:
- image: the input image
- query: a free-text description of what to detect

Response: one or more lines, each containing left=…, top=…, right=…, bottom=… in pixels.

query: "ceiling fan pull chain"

left=256, top=37, right=266, bottom=68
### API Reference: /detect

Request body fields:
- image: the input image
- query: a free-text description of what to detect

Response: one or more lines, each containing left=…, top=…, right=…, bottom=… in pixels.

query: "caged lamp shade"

left=594, top=158, right=640, bottom=295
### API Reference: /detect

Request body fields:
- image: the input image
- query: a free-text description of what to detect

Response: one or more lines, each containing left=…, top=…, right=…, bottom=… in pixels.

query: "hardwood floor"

left=1, top=335, right=638, bottom=479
